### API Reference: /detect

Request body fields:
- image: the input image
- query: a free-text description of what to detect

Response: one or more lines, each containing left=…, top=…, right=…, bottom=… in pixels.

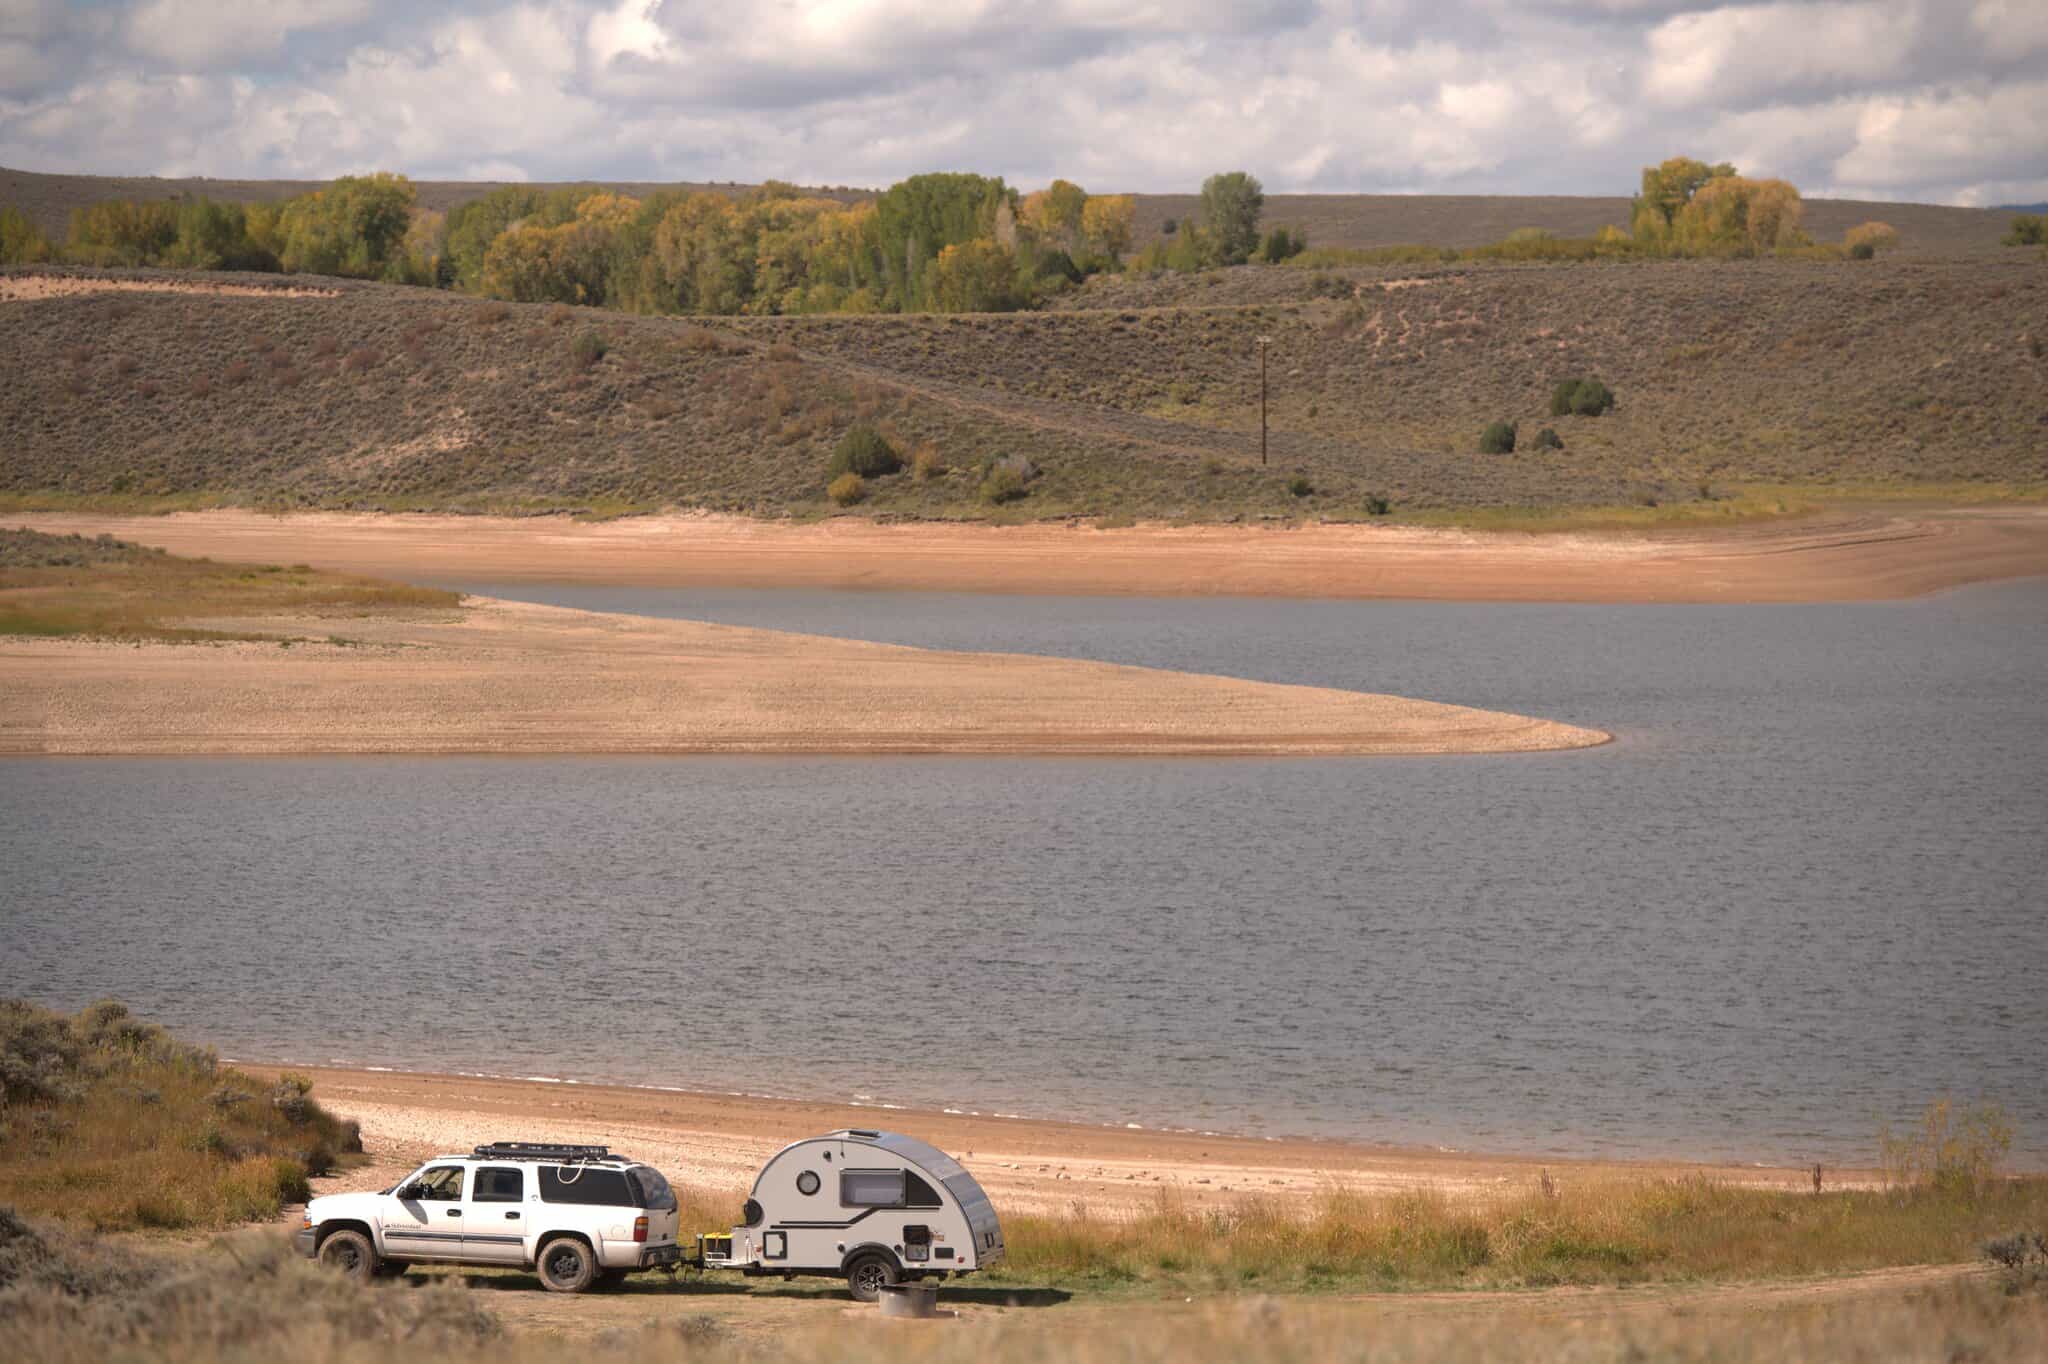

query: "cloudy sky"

left=1, top=1, right=2043, bottom=204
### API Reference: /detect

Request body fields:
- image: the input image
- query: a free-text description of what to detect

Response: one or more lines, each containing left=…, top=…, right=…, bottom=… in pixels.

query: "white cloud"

left=0, top=0, right=2033, bottom=205
left=1644, top=2, right=1923, bottom=109
left=1971, top=0, right=2048, bottom=59
left=125, top=0, right=374, bottom=69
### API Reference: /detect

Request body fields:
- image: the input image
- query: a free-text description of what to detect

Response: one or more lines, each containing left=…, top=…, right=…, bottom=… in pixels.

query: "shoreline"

left=10, top=505, right=2048, bottom=604
left=239, top=1061, right=1883, bottom=1215
left=0, top=594, right=1606, bottom=757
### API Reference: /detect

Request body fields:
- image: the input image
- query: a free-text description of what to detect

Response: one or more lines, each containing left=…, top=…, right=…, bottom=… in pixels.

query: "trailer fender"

left=840, top=1242, right=903, bottom=1274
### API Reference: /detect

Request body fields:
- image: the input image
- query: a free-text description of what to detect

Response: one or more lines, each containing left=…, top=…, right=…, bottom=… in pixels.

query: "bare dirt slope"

left=0, top=592, right=1604, bottom=756
left=15, top=507, right=2048, bottom=603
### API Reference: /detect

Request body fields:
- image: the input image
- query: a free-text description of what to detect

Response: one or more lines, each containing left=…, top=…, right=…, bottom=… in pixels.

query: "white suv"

left=297, top=1142, right=682, bottom=1292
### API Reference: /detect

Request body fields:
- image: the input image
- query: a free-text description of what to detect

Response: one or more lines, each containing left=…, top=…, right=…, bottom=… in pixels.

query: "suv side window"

left=473, top=1166, right=523, bottom=1202
left=412, top=1165, right=466, bottom=1201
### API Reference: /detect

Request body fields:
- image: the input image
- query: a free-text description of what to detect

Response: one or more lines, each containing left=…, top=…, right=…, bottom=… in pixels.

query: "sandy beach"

left=0, top=593, right=1605, bottom=756
left=13, top=505, right=2048, bottom=603
left=243, top=1063, right=1871, bottom=1217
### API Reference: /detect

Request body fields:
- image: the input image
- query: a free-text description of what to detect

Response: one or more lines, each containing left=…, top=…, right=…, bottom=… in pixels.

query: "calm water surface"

left=4, top=578, right=2044, bottom=1164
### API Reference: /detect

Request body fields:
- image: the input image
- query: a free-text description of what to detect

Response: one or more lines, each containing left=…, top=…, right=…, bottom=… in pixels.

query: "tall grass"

left=0, top=999, right=360, bottom=1230
left=983, top=1173, right=2048, bottom=1295
left=0, top=527, right=458, bottom=640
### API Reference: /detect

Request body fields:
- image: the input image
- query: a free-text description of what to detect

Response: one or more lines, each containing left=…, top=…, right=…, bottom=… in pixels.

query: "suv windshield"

left=627, top=1166, right=678, bottom=1212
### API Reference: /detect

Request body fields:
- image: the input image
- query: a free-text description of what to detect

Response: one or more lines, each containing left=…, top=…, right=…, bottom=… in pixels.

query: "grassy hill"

left=3, top=251, right=2041, bottom=524
left=5, top=166, right=2014, bottom=256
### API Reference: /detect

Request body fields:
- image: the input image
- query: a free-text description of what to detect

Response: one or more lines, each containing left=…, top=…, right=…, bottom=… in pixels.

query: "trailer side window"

left=840, top=1169, right=906, bottom=1207
left=905, top=1171, right=942, bottom=1208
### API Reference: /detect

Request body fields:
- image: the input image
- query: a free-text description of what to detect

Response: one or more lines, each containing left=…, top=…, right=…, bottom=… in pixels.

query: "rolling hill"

left=3, top=249, right=2042, bottom=523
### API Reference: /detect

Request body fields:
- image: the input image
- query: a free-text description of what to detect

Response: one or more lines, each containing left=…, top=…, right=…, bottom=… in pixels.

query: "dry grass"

left=0, top=527, right=458, bottom=640
left=982, top=1176, right=2048, bottom=1296
left=0, top=1000, right=361, bottom=1230
left=4, top=1214, right=2046, bottom=1364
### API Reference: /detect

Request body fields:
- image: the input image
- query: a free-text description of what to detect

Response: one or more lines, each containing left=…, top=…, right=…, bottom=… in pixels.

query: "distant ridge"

left=1, top=165, right=2015, bottom=255
left=1993, top=202, right=2048, bottom=214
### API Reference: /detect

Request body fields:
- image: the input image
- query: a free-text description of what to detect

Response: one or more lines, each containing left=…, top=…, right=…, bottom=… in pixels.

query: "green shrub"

left=827, top=472, right=866, bottom=505
left=1532, top=427, right=1565, bottom=451
left=571, top=331, right=608, bottom=368
left=1286, top=474, right=1314, bottom=497
left=828, top=425, right=902, bottom=478
left=979, top=465, right=1029, bottom=504
left=2004, top=215, right=2045, bottom=247
left=1551, top=378, right=1616, bottom=418
left=1850, top=240, right=1876, bottom=260
left=1572, top=379, right=1615, bottom=416
left=1479, top=421, right=1517, bottom=455
left=1362, top=493, right=1392, bottom=517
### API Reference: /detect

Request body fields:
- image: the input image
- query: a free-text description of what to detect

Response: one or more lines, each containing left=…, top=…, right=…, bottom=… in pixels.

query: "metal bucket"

left=877, top=1282, right=940, bottom=1319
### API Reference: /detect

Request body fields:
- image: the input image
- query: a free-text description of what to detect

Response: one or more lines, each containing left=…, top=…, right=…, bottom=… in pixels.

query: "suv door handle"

left=505, top=1212, right=520, bottom=1220
left=446, top=1209, right=461, bottom=1217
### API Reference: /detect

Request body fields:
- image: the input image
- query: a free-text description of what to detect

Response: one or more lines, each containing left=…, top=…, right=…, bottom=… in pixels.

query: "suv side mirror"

left=398, top=1182, right=426, bottom=1201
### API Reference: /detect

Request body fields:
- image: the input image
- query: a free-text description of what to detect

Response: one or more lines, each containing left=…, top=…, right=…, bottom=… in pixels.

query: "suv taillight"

left=633, top=1215, right=648, bottom=1243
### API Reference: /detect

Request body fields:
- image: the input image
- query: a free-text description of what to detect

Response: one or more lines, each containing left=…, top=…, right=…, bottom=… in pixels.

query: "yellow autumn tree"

left=1081, top=194, right=1135, bottom=260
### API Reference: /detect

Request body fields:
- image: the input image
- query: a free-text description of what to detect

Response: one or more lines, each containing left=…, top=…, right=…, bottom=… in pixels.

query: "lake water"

left=3, top=578, right=2044, bottom=1165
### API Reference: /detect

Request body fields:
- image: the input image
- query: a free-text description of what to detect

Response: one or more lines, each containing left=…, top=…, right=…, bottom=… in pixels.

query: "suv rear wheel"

left=845, top=1251, right=900, bottom=1303
left=537, top=1236, right=597, bottom=1293
left=317, top=1229, right=378, bottom=1282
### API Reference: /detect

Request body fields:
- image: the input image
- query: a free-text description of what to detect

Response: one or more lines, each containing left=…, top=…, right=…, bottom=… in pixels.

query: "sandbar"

left=0, top=595, right=1605, bottom=756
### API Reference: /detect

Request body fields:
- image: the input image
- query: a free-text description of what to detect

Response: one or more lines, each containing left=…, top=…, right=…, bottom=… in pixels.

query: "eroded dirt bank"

left=13, top=506, right=2048, bottom=602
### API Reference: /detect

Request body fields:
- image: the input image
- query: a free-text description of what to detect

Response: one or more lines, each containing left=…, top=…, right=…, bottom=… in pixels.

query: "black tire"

left=317, top=1228, right=378, bottom=1282
left=845, top=1251, right=900, bottom=1303
left=536, top=1236, right=598, bottom=1293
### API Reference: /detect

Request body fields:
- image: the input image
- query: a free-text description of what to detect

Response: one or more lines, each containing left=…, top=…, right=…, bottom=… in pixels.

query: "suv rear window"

left=626, top=1166, right=678, bottom=1212
left=539, top=1166, right=637, bottom=1206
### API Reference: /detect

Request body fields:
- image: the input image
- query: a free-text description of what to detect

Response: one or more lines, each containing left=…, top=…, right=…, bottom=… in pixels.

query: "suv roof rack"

left=470, top=1141, right=614, bottom=1162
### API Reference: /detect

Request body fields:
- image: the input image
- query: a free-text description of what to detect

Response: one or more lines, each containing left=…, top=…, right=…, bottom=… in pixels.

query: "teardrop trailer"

left=687, top=1128, right=1006, bottom=1302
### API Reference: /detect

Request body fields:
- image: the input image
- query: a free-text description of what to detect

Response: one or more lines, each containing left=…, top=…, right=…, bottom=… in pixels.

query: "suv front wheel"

left=317, top=1229, right=378, bottom=1282
left=536, top=1236, right=597, bottom=1293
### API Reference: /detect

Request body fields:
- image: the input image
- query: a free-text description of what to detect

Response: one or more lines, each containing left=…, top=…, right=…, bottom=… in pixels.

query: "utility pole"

left=1256, top=334, right=1272, bottom=466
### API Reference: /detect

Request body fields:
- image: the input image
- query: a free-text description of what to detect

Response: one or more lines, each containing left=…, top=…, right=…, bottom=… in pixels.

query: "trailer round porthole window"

left=796, top=1170, right=820, bottom=1195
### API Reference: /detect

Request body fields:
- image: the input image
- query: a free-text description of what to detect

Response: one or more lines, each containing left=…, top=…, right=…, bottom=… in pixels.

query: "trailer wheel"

left=317, top=1229, right=378, bottom=1282
left=845, top=1251, right=900, bottom=1303
left=537, top=1236, right=597, bottom=1293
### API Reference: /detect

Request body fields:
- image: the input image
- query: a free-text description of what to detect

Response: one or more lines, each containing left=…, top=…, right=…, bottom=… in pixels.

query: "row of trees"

left=0, top=170, right=1144, bottom=316
left=22, top=173, right=441, bottom=282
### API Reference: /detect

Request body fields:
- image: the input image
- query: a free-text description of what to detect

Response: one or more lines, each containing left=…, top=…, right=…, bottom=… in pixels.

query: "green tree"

left=66, top=200, right=178, bottom=266
left=0, top=206, right=52, bottom=264
left=1200, top=171, right=1265, bottom=264
left=445, top=186, right=544, bottom=291
left=922, top=237, right=1023, bottom=312
left=870, top=173, right=1013, bottom=310
left=2005, top=214, right=2046, bottom=247
left=162, top=197, right=277, bottom=272
left=1630, top=157, right=1736, bottom=242
left=276, top=173, right=418, bottom=279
